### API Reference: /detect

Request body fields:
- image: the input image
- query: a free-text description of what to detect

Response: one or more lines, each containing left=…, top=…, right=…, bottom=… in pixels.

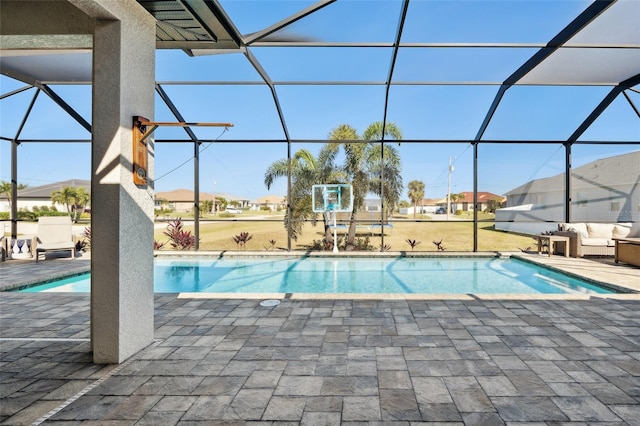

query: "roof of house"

left=434, top=192, right=504, bottom=204
left=4, top=179, right=91, bottom=199
left=461, top=192, right=505, bottom=203
left=155, top=189, right=205, bottom=202
left=252, top=195, right=285, bottom=204
left=155, top=189, right=249, bottom=202
left=421, top=198, right=442, bottom=205
left=506, top=151, right=640, bottom=195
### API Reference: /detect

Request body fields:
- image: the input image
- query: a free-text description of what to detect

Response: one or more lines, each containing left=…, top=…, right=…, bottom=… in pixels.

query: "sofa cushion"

left=586, top=223, right=613, bottom=238
left=628, top=222, right=640, bottom=238
left=613, top=224, right=631, bottom=239
left=581, top=238, right=611, bottom=246
left=567, top=223, right=588, bottom=239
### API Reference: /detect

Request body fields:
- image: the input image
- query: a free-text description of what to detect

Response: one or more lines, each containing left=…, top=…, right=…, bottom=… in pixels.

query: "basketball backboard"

left=312, top=184, right=353, bottom=213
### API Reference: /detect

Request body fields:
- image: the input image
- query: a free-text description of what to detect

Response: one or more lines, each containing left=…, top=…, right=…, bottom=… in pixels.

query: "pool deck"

left=1, top=252, right=639, bottom=424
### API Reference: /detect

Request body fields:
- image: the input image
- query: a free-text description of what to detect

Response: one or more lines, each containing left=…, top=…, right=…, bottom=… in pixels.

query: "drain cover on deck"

left=260, top=299, right=281, bottom=307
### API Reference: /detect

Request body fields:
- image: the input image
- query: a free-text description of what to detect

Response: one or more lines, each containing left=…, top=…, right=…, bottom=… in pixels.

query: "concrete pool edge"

left=155, top=250, right=504, bottom=259
left=511, top=252, right=640, bottom=294
left=175, top=291, right=640, bottom=301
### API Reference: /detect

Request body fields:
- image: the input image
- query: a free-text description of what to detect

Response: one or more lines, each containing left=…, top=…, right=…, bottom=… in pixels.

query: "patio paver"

left=1, top=292, right=639, bottom=424
left=1, top=253, right=639, bottom=424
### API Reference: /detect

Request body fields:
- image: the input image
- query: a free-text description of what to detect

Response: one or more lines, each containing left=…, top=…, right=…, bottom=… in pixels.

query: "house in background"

left=363, top=198, right=382, bottom=213
left=435, top=192, right=505, bottom=213
left=249, top=195, right=286, bottom=212
left=155, top=189, right=251, bottom=214
left=0, top=179, right=90, bottom=212
left=155, top=189, right=200, bottom=214
left=399, top=198, right=441, bottom=215
left=496, top=151, right=640, bottom=234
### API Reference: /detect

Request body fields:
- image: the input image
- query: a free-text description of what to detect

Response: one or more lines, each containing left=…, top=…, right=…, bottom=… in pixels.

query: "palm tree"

left=367, top=143, right=403, bottom=221
left=199, top=200, right=213, bottom=217
left=449, top=192, right=466, bottom=214
left=265, top=145, right=340, bottom=242
left=362, top=122, right=403, bottom=220
left=407, top=180, right=425, bottom=219
left=330, top=121, right=403, bottom=250
left=51, top=186, right=90, bottom=223
left=362, top=121, right=403, bottom=144
left=74, top=187, right=91, bottom=222
left=51, top=186, right=77, bottom=217
left=0, top=180, right=27, bottom=212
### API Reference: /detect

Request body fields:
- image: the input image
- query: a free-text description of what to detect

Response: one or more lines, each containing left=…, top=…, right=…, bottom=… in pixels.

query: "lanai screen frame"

left=1, top=0, right=639, bottom=251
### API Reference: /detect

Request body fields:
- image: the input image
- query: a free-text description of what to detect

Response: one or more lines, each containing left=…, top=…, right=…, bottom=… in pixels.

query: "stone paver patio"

left=2, top=253, right=640, bottom=424
left=2, top=290, right=640, bottom=425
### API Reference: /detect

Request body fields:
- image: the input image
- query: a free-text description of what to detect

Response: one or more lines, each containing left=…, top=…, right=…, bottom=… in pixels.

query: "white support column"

left=86, top=1, right=156, bottom=363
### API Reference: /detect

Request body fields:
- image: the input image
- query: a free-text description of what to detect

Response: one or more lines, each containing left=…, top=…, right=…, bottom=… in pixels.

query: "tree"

left=361, top=122, right=403, bottom=220
left=449, top=192, right=466, bottom=214
left=330, top=121, right=403, bottom=251
left=265, top=121, right=403, bottom=250
left=0, top=180, right=27, bottom=211
left=199, top=200, right=213, bottom=217
left=486, top=197, right=503, bottom=213
left=51, top=187, right=76, bottom=217
left=407, top=180, right=425, bottom=219
left=74, top=187, right=90, bottom=221
left=265, top=145, right=341, bottom=242
left=51, top=186, right=90, bottom=223
left=216, top=196, right=228, bottom=212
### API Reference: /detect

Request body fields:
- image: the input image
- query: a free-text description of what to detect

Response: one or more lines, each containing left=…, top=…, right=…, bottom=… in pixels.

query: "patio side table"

left=536, top=234, right=570, bottom=257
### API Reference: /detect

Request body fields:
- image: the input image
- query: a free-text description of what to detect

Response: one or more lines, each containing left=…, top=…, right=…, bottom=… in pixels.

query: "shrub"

left=164, top=218, right=196, bottom=250
left=310, top=238, right=332, bottom=251
left=352, top=236, right=373, bottom=251
left=232, top=232, right=253, bottom=250
left=405, top=239, right=421, bottom=251
left=81, top=227, right=91, bottom=250
left=433, top=239, right=446, bottom=251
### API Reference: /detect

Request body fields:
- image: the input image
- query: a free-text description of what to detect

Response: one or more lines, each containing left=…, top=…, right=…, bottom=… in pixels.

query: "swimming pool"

left=18, top=256, right=616, bottom=295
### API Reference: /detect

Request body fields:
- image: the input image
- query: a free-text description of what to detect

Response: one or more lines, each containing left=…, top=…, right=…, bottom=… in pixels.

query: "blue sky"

left=1, top=0, right=639, bottom=202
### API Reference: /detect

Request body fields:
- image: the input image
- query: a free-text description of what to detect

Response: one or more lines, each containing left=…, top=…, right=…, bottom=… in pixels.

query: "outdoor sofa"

left=555, top=222, right=638, bottom=257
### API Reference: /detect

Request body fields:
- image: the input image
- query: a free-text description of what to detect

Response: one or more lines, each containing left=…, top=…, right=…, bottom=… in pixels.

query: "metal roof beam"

left=0, top=84, right=33, bottom=100
left=244, top=0, right=336, bottom=45
left=568, top=73, right=640, bottom=143
left=38, top=83, right=91, bottom=133
left=244, top=49, right=291, bottom=142
left=474, top=0, right=616, bottom=141
left=155, top=83, right=200, bottom=143
left=380, top=0, right=409, bottom=140
left=622, top=90, right=640, bottom=119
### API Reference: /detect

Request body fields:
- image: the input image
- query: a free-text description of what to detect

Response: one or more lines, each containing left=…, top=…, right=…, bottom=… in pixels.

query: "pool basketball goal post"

left=312, top=184, right=353, bottom=253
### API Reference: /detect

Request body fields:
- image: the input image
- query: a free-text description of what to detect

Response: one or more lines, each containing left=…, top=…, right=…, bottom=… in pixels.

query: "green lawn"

left=155, top=213, right=535, bottom=252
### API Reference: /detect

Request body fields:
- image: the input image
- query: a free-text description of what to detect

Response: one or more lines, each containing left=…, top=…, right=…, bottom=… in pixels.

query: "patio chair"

left=34, top=216, right=77, bottom=262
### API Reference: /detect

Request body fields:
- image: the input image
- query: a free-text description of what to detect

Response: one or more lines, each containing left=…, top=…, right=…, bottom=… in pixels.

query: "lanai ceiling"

left=1, top=0, right=639, bottom=143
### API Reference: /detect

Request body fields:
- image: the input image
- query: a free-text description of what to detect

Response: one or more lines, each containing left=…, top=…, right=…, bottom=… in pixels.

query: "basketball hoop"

left=312, top=184, right=353, bottom=253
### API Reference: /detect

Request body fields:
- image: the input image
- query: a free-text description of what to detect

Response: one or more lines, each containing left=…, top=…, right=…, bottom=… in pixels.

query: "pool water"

left=19, top=257, right=615, bottom=295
